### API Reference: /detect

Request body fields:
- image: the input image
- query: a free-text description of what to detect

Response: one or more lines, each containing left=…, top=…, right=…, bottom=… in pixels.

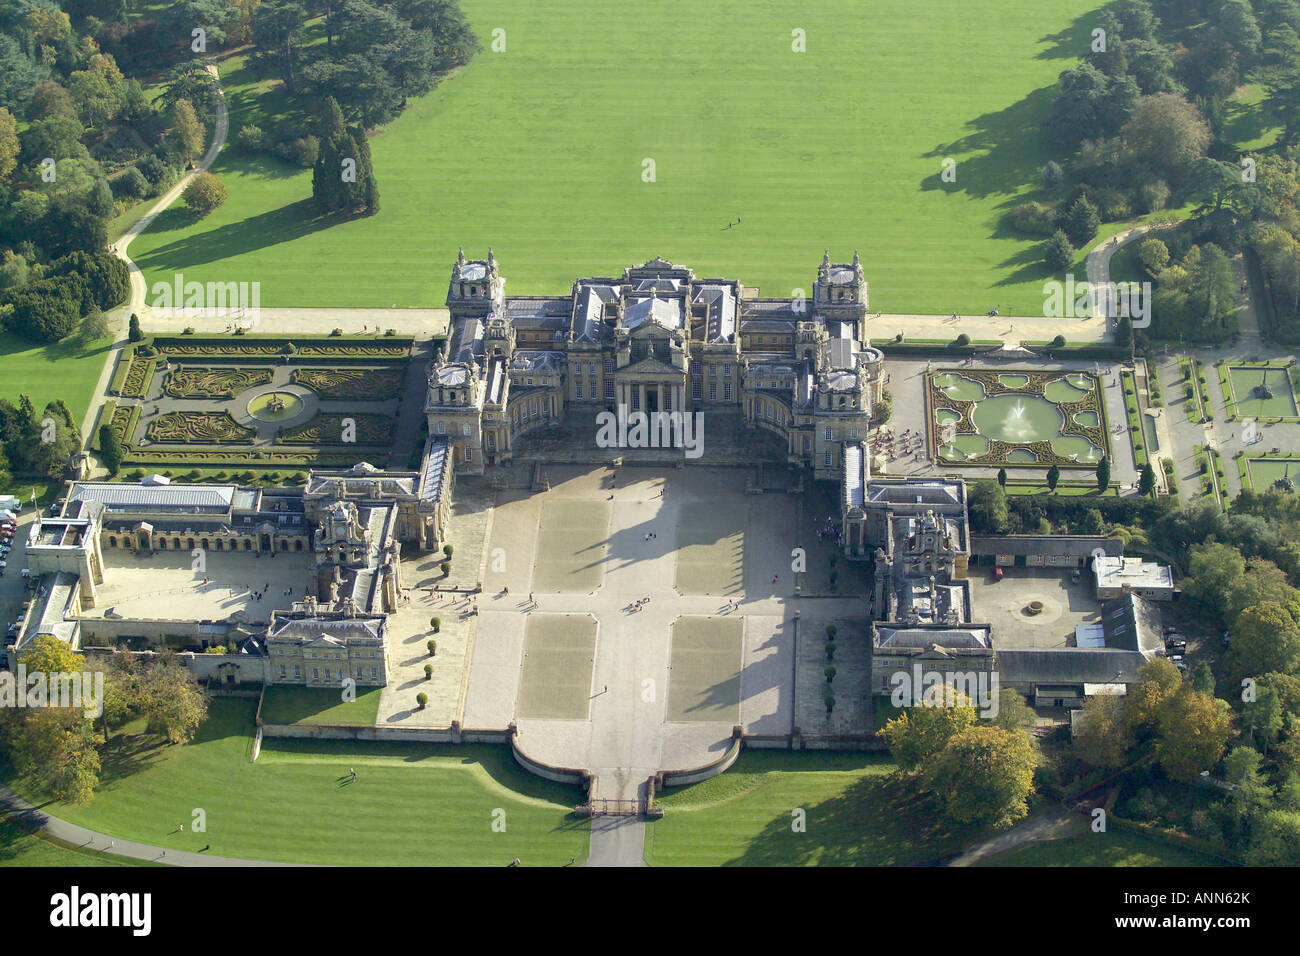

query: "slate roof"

left=996, top=648, right=1148, bottom=685
left=70, top=482, right=236, bottom=514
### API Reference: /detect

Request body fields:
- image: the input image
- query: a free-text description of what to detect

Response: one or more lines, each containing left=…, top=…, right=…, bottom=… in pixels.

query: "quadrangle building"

left=426, top=251, right=886, bottom=480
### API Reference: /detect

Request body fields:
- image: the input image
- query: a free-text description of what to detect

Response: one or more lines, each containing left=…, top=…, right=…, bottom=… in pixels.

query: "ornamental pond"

left=929, top=370, right=1108, bottom=467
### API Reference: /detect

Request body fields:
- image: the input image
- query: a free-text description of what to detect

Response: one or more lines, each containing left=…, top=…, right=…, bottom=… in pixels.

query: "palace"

left=426, top=251, right=886, bottom=480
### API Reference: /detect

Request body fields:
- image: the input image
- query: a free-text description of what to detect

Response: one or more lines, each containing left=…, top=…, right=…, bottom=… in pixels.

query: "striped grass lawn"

left=3, top=699, right=588, bottom=866
left=645, top=751, right=979, bottom=866
left=124, top=0, right=1132, bottom=314
left=976, top=829, right=1225, bottom=867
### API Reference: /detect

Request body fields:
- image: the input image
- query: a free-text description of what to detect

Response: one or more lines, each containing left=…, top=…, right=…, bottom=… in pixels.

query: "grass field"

left=2, top=699, right=588, bottom=866
left=123, top=0, right=1133, bottom=313
left=0, top=332, right=114, bottom=429
left=645, top=751, right=981, bottom=865
left=0, top=813, right=153, bottom=867
left=259, top=685, right=384, bottom=725
left=667, top=616, right=743, bottom=723
left=976, top=829, right=1225, bottom=867
left=531, top=499, right=610, bottom=592
left=518, top=613, right=597, bottom=719
left=675, top=500, right=745, bottom=595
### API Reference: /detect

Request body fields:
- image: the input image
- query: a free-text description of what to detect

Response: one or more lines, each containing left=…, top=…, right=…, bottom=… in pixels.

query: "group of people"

left=816, top=514, right=843, bottom=548
left=627, top=596, right=652, bottom=613
left=874, top=426, right=925, bottom=463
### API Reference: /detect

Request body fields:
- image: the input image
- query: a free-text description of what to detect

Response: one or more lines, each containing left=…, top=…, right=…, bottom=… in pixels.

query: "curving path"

left=78, top=61, right=230, bottom=459
left=0, top=782, right=301, bottom=867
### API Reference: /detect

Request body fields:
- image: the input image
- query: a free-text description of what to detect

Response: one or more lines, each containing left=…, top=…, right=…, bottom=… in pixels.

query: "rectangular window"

left=709, top=383, right=717, bottom=402
left=437, top=421, right=446, bottom=434
left=825, top=451, right=833, bottom=469
left=723, top=364, right=731, bottom=378
left=723, top=383, right=731, bottom=401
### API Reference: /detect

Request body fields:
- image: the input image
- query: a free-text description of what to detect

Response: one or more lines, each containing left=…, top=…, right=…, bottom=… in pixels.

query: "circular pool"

left=247, top=391, right=305, bottom=423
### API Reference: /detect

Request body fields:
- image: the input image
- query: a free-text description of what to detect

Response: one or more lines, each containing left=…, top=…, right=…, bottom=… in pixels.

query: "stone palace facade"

left=426, top=251, right=886, bottom=481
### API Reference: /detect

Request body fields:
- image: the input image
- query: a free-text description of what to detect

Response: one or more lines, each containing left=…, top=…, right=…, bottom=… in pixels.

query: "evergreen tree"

left=1139, top=462, right=1156, bottom=495
left=1046, top=463, right=1061, bottom=491
left=1097, top=455, right=1111, bottom=492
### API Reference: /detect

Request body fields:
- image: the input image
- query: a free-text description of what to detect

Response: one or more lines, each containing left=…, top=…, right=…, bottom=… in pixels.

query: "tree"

left=5, top=708, right=102, bottom=803
left=1125, top=657, right=1184, bottom=737
left=1243, top=687, right=1285, bottom=755
left=1041, top=160, right=1064, bottom=190
left=1228, top=602, right=1300, bottom=682
left=68, top=54, right=128, bottom=130
left=164, top=99, right=205, bottom=166
left=98, top=422, right=123, bottom=474
left=968, top=480, right=1009, bottom=533
left=1096, top=454, right=1111, bottom=492
left=0, top=107, right=17, bottom=182
left=1137, top=237, right=1170, bottom=275
left=996, top=467, right=1007, bottom=488
left=128, top=314, right=143, bottom=343
left=252, top=0, right=308, bottom=90
left=1062, top=196, right=1101, bottom=247
left=1044, top=230, right=1075, bottom=271
left=920, top=725, right=1037, bottom=828
left=136, top=655, right=208, bottom=744
left=1046, top=463, right=1061, bottom=491
left=1138, top=462, right=1156, bottom=495
left=311, top=96, right=378, bottom=215
left=1153, top=684, right=1232, bottom=782
left=880, top=690, right=977, bottom=770
left=182, top=172, right=228, bottom=216
left=990, top=688, right=1036, bottom=732
left=1074, top=693, right=1134, bottom=768
left=1120, top=93, right=1211, bottom=182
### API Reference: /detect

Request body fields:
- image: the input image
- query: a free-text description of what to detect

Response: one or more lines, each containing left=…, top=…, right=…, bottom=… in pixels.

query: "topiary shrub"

left=424, top=664, right=433, bottom=680
left=416, top=692, right=428, bottom=709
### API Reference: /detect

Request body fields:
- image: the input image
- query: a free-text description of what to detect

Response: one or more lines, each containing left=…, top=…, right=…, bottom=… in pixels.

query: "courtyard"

left=966, top=567, right=1101, bottom=650
left=84, top=548, right=313, bottom=630
left=455, top=464, right=860, bottom=803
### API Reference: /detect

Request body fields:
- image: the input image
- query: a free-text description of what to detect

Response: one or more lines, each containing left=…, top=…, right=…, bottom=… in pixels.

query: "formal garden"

left=928, top=369, right=1110, bottom=468
left=1218, top=360, right=1300, bottom=423
left=95, top=334, right=416, bottom=475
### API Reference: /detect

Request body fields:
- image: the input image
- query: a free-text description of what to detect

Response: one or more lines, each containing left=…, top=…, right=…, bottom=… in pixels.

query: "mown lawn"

left=0, top=332, right=114, bottom=428
left=976, top=829, right=1226, bottom=867
left=645, top=751, right=981, bottom=866
left=125, top=0, right=1136, bottom=314
left=0, top=813, right=152, bottom=867
left=259, top=684, right=383, bottom=726
left=2, top=699, right=588, bottom=866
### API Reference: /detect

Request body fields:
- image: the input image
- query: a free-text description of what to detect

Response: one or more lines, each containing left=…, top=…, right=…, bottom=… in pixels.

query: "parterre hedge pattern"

left=276, top=412, right=394, bottom=446
left=928, top=369, right=1108, bottom=467
left=146, top=411, right=257, bottom=444
left=164, top=367, right=275, bottom=399
left=290, top=366, right=406, bottom=400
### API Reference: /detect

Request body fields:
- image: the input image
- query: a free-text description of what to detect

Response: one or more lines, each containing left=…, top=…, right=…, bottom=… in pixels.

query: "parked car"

left=993, top=567, right=1004, bottom=581
left=1071, top=568, right=1081, bottom=583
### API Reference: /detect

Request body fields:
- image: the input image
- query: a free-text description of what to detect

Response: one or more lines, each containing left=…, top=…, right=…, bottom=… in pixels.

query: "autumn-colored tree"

left=183, top=172, right=229, bottom=217
left=921, top=725, right=1038, bottom=828
left=1154, top=684, right=1232, bottom=782
left=1074, top=693, right=1134, bottom=768
left=165, top=99, right=205, bottom=166
left=880, top=688, right=977, bottom=769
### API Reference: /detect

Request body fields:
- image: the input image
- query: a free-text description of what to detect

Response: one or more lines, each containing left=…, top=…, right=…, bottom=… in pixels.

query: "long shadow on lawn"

left=721, top=772, right=984, bottom=866
left=132, top=199, right=343, bottom=273
left=919, top=87, right=1058, bottom=202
